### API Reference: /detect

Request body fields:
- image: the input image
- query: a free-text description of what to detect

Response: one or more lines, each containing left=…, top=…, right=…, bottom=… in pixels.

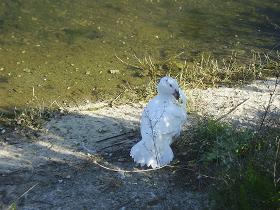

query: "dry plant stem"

left=90, top=157, right=168, bottom=173
left=216, top=98, right=249, bottom=122
left=143, top=102, right=167, bottom=167
left=115, top=54, right=142, bottom=70
left=133, top=53, right=144, bottom=66
left=274, top=137, right=280, bottom=187
left=162, top=51, right=184, bottom=64
left=258, top=77, right=279, bottom=132
left=95, top=131, right=134, bottom=143
left=7, top=183, right=39, bottom=210
left=109, top=88, right=127, bottom=107
left=90, top=156, right=228, bottom=185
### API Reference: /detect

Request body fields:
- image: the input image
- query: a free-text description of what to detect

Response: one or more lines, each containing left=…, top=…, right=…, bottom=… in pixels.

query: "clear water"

left=0, top=0, right=279, bottom=111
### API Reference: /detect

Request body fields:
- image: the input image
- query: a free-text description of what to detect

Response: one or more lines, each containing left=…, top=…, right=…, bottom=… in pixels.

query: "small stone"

left=118, top=158, right=126, bottom=162
left=1, top=129, right=5, bottom=134
left=23, top=68, right=31, bottom=73
left=58, top=179, right=63, bottom=183
left=97, top=127, right=107, bottom=133
left=0, top=67, right=4, bottom=71
left=109, top=70, right=119, bottom=74
left=66, top=175, right=71, bottom=179
left=85, top=71, right=91, bottom=75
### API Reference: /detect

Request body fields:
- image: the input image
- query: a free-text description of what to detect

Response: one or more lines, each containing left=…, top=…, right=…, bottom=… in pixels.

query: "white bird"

left=130, top=76, right=187, bottom=168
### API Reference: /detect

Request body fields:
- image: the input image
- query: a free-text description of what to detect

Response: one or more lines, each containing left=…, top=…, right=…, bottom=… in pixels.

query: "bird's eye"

left=169, top=84, right=172, bottom=87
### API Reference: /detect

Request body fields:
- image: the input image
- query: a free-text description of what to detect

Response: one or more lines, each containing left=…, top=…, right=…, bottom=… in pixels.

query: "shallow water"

left=0, top=0, right=279, bottom=111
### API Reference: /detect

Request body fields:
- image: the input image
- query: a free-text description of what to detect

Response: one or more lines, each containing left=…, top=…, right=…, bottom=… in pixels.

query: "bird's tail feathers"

left=130, top=139, right=173, bottom=169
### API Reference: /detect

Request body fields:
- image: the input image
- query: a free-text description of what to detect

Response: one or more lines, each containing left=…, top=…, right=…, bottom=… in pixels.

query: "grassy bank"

left=174, top=115, right=279, bottom=209
left=114, top=51, right=280, bottom=103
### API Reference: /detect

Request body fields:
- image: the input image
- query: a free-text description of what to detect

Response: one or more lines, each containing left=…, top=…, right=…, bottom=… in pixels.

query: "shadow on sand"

left=0, top=104, right=208, bottom=210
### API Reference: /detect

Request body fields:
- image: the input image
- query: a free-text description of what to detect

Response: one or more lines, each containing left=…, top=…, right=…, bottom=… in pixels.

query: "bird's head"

left=157, top=76, right=180, bottom=100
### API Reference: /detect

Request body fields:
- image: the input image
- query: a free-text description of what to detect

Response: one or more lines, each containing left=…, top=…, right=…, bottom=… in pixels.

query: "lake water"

left=0, top=0, right=279, bottom=111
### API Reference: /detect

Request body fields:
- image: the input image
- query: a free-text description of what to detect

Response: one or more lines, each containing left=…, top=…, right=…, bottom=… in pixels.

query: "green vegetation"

left=116, top=51, right=280, bottom=104
left=175, top=118, right=280, bottom=210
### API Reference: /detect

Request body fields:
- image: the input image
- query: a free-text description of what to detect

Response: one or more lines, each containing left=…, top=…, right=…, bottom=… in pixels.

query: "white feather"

left=130, top=76, right=187, bottom=168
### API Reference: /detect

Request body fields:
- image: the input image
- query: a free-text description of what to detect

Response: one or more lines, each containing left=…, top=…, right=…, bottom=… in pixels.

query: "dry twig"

left=7, top=183, right=39, bottom=210
left=215, top=98, right=249, bottom=122
left=115, top=54, right=142, bottom=70
left=274, top=137, right=280, bottom=187
left=258, top=77, right=279, bottom=132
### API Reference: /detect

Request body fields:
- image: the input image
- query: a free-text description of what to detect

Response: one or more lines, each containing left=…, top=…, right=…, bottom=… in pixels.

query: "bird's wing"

left=141, top=95, right=186, bottom=138
left=140, top=96, right=166, bottom=139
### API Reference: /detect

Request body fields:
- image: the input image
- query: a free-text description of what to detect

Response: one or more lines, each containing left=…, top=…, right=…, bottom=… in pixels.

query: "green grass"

left=174, top=118, right=280, bottom=210
left=114, top=51, right=280, bottom=104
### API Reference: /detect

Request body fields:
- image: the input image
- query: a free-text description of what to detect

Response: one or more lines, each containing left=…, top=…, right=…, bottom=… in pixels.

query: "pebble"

left=23, top=68, right=31, bottom=73
left=109, top=69, right=120, bottom=74
left=97, top=127, right=107, bottom=133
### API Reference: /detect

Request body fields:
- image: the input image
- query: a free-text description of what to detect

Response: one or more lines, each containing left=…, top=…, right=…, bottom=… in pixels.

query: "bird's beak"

left=173, top=89, right=180, bottom=100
